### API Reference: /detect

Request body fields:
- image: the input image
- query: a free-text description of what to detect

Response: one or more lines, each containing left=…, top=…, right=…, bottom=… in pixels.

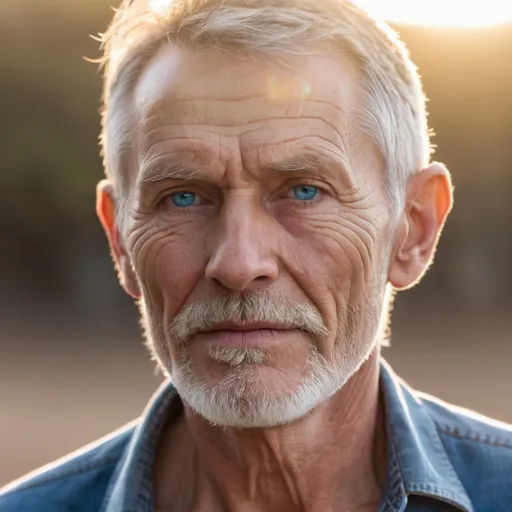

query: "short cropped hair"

left=99, top=0, right=432, bottom=214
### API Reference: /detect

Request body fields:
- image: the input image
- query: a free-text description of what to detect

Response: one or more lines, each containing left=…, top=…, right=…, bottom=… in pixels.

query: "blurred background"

left=0, top=0, right=511, bottom=486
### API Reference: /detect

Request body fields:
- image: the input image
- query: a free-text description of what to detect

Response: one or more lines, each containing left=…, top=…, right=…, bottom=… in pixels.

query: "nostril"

left=210, top=277, right=224, bottom=288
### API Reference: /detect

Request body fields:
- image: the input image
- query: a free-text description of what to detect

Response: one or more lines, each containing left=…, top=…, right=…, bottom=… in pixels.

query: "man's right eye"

left=164, top=191, right=199, bottom=207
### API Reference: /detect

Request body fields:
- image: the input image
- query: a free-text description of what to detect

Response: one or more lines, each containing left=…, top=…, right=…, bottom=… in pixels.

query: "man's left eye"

left=289, top=185, right=319, bottom=201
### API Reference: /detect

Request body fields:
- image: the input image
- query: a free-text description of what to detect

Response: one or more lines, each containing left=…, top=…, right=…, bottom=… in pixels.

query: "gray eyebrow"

left=263, top=154, right=353, bottom=183
left=138, top=154, right=352, bottom=185
left=262, top=156, right=321, bottom=174
left=139, top=163, right=204, bottom=185
left=139, top=157, right=318, bottom=186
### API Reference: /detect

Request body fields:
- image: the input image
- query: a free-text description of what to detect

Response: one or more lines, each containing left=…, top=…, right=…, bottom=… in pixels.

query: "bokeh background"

left=1, top=0, right=511, bottom=486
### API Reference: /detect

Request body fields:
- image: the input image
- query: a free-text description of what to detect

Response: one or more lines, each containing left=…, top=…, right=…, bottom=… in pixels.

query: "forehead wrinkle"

left=137, top=135, right=236, bottom=187
left=138, top=135, right=231, bottom=172
left=243, top=136, right=355, bottom=188
left=138, top=114, right=352, bottom=171
left=135, top=100, right=357, bottom=180
left=138, top=95, right=354, bottom=129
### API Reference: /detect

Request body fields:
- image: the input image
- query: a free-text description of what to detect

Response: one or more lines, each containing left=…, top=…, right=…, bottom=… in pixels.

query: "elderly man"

left=2, top=0, right=512, bottom=510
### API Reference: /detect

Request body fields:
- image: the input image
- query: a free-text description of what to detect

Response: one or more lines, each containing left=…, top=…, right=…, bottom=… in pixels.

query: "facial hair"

left=139, top=271, right=389, bottom=428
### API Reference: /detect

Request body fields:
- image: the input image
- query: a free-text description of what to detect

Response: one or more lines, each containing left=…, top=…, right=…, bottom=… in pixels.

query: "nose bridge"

left=205, top=194, right=279, bottom=291
left=224, top=193, right=254, bottom=236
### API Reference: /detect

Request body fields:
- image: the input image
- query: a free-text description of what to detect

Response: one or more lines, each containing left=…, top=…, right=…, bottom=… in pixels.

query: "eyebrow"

left=262, top=154, right=353, bottom=185
left=262, top=156, right=324, bottom=174
left=138, top=154, right=352, bottom=186
left=138, top=163, right=204, bottom=185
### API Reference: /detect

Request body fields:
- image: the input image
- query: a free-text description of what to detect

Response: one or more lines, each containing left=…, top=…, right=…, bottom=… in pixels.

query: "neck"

left=154, top=351, right=386, bottom=512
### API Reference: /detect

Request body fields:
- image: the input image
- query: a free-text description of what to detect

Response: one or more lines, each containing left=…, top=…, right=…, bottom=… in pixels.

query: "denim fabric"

left=1, top=360, right=512, bottom=511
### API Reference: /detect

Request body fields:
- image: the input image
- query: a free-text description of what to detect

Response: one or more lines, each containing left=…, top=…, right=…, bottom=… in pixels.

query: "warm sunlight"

left=148, top=0, right=512, bottom=27
left=148, top=0, right=170, bottom=15
left=354, top=0, right=512, bottom=27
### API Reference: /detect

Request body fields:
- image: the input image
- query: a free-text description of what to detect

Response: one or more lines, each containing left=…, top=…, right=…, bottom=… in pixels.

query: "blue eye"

left=292, top=185, right=318, bottom=201
left=170, top=191, right=197, bottom=207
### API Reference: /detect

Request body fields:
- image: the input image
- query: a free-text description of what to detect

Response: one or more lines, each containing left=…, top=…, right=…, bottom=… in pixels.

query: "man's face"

left=114, top=45, right=394, bottom=427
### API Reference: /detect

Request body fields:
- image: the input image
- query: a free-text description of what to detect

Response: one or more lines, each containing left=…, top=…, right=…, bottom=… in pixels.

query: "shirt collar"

left=102, top=361, right=473, bottom=512
left=100, top=380, right=178, bottom=512
left=379, top=360, right=473, bottom=512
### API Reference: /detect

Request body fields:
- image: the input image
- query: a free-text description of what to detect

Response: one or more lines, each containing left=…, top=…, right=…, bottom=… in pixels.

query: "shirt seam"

left=436, top=424, right=512, bottom=449
left=384, top=424, right=407, bottom=503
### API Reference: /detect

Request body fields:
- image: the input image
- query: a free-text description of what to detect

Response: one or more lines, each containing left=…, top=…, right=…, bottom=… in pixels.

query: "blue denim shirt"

left=2, top=360, right=512, bottom=511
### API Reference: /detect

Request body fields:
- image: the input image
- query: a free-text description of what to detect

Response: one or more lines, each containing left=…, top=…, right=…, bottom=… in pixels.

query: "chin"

left=170, top=346, right=368, bottom=429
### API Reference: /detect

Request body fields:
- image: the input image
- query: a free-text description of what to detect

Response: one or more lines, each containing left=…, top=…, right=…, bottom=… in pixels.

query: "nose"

left=205, top=198, right=279, bottom=292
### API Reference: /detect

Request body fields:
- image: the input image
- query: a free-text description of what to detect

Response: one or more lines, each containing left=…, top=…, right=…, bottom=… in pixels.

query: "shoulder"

left=420, top=391, right=512, bottom=452
left=0, top=421, right=137, bottom=512
left=420, top=392, right=512, bottom=503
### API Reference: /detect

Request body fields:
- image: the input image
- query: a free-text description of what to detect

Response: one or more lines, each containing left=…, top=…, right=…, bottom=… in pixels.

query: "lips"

left=196, top=324, right=296, bottom=348
left=201, top=322, right=295, bottom=332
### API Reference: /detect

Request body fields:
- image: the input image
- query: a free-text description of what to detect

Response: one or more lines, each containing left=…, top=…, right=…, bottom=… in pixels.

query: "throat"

left=154, top=354, right=387, bottom=512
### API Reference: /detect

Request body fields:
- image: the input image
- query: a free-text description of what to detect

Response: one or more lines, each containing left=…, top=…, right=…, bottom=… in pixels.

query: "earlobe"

left=96, top=180, right=141, bottom=299
left=388, top=162, right=453, bottom=290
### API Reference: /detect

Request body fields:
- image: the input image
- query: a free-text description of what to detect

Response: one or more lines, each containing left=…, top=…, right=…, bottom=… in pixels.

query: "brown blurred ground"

left=1, top=304, right=511, bottom=486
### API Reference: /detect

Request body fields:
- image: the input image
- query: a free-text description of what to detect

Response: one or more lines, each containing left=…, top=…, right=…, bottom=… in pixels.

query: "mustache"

left=169, top=294, right=329, bottom=344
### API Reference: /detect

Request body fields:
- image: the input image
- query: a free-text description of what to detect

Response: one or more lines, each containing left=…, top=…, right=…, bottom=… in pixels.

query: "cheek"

left=280, top=206, right=384, bottom=341
left=127, top=218, right=207, bottom=317
left=285, top=208, right=381, bottom=289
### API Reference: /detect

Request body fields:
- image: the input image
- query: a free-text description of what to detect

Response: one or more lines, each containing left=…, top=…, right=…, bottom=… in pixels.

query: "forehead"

left=135, top=44, right=361, bottom=110
left=131, top=44, right=368, bottom=174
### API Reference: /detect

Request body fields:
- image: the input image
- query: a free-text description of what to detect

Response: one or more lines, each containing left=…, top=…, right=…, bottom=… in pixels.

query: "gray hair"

left=99, top=0, right=432, bottom=215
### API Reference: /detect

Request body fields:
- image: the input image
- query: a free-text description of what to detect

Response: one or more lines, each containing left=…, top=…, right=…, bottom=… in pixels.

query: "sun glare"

left=148, top=0, right=512, bottom=27
left=148, top=0, right=171, bottom=15
left=355, top=0, right=512, bottom=27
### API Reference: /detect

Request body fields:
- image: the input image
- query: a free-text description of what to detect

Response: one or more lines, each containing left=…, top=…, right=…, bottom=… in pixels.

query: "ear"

left=388, top=162, right=453, bottom=290
left=96, top=180, right=141, bottom=299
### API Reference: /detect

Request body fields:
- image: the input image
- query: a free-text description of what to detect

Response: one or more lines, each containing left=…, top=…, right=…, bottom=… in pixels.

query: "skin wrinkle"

left=135, top=114, right=356, bottom=186
left=301, top=204, right=378, bottom=262
left=247, top=133, right=349, bottom=163
left=151, top=225, right=206, bottom=288
left=278, top=265, right=339, bottom=355
left=275, top=254, right=350, bottom=363
left=339, top=217, right=381, bottom=271
left=127, top=220, right=160, bottom=261
left=137, top=116, right=353, bottom=150
left=139, top=137, right=232, bottom=178
left=296, top=143, right=353, bottom=177
left=95, top=44, right=454, bottom=512
left=138, top=132, right=351, bottom=184
left=138, top=94, right=355, bottom=140
left=131, top=231, right=186, bottom=331
left=245, top=123, right=350, bottom=158
left=309, top=222, right=372, bottom=285
left=138, top=234, right=168, bottom=299
left=246, top=138, right=354, bottom=188
left=138, top=91, right=357, bottom=120
left=138, top=159, right=352, bottom=219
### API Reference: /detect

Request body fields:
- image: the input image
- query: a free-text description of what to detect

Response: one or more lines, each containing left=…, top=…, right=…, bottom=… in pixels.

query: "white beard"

left=139, top=257, right=391, bottom=429
left=170, top=336, right=377, bottom=428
